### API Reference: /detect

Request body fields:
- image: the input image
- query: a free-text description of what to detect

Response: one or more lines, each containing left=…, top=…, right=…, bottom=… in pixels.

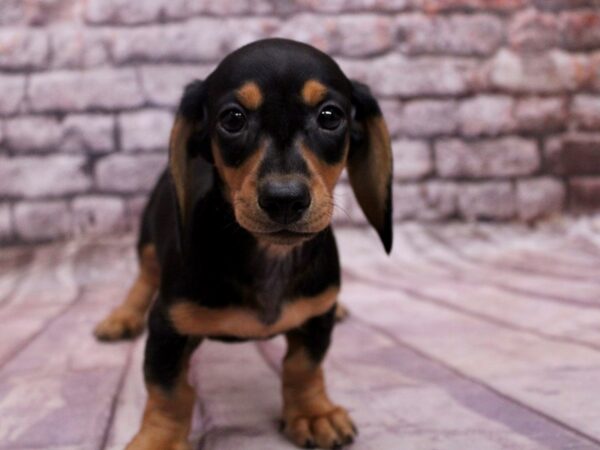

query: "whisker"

left=333, top=202, right=352, bottom=220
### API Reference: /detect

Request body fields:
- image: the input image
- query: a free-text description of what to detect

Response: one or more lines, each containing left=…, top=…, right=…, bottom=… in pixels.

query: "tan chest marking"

left=169, top=287, right=338, bottom=338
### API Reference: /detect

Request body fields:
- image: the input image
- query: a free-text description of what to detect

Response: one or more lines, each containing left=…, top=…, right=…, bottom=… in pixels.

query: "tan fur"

left=212, top=142, right=276, bottom=233
left=94, top=245, right=160, bottom=341
left=281, top=335, right=356, bottom=448
left=347, top=116, right=392, bottom=232
left=301, top=79, right=327, bottom=106
left=169, top=287, right=338, bottom=338
left=169, top=116, right=195, bottom=226
left=236, top=81, right=263, bottom=110
left=300, top=141, right=348, bottom=232
left=126, top=352, right=195, bottom=450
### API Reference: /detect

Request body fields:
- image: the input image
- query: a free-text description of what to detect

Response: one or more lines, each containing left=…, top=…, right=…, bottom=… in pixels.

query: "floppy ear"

left=347, top=80, right=393, bottom=254
left=168, top=79, right=208, bottom=254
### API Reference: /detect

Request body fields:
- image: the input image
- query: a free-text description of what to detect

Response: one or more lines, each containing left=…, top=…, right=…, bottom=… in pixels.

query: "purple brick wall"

left=1, top=0, right=600, bottom=244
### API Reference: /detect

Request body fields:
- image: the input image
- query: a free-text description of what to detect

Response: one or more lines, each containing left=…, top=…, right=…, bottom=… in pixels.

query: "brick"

left=394, top=182, right=458, bottom=221
left=140, top=65, right=214, bottom=107
left=516, top=177, right=565, bottom=221
left=49, top=26, right=111, bottom=69
left=340, top=54, right=477, bottom=97
left=85, top=0, right=187, bottom=24
left=419, top=0, right=526, bottom=12
left=569, top=177, right=600, bottom=212
left=14, top=200, right=72, bottom=242
left=296, top=0, right=410, bottom=12
left=572, top=95, right=600, bottom=131
left=488, top=49, right=590, bottom=94
left=436, top=138, right=540, bottom=178
left=533, top=0, right=599, bottom=10
left=0, top=28, right=48, bottom=70
left=4, top=116, right=62, bottom=153
left=458, top=95, right=515, bottom=137
left=392, top=139, right=432, bottom=180
left=0, top=203, right=12, bottom=242
left=545, top=134, right=600, bottom=175
left=0, top=75, right=25, bottom=115
left=0, top=0, right=24, bottom=25
left=457, top=182, right=516, bottom=220
left=21, top=0, right=81, bottom=25
left=514, top=97, right=567, bottom=133
left=5, top=114, right=115, bottom=154
left=95, top=154, right=166, bottom=193
left=29, top=69, right=145, bottom=112
left=337, top=16, right=393, bottom=57
left=394, top=100, right=458, bottom=137
left=120, top=110, right=172, bottom=152
left=592, top=52, right=600, bottom=91
left=396, top=13, right=504, bottom=56
left=278, top=15, right=393, bottom=57
left=508, top=9, right=561, bottom=51
left=72, top=196, right=126, bottom=236
left=185, top=0, right=275, bottom=15
left=560, top=10, right=600, bottom=51
left=0, top=155, right=92, bottom=198
left=112, top=18, right=279, bottom=64
left=379, top=100, right=403, bottom=137
left=60, top=114, right=115, bottom=153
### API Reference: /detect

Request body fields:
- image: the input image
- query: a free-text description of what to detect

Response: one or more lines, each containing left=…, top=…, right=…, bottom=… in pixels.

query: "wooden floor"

left=2, top=220, right=600, bottom=450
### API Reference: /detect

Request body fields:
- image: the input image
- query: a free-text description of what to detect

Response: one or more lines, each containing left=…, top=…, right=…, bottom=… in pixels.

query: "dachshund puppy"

left=94, top=38, right=393, bottom=450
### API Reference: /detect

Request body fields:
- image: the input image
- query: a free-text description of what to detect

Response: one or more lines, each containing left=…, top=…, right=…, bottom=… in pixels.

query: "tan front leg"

left=126, top=378, right=194, bottom=450
left=126, top=329, right=198, bottom=450
left=282, top=334, right=356, bottom=449
left=94, top=245, right=159, bottom=341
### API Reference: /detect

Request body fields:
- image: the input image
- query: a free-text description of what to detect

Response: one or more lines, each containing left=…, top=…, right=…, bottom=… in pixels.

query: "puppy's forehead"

left=206, top=39, right=351, bottom=102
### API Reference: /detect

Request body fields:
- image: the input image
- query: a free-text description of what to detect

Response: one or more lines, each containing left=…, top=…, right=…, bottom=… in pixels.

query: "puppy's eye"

left=317, top=105, right=344, bottom=130
left=219, top=108, right=246, bottom=133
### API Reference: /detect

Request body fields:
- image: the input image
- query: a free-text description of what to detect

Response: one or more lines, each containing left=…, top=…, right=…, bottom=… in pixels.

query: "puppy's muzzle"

left=258, top=179, right=311, bottom=225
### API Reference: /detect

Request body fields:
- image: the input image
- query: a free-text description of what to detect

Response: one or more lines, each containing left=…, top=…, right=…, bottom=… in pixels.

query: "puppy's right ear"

left=169, top=79, right=207, bottom=251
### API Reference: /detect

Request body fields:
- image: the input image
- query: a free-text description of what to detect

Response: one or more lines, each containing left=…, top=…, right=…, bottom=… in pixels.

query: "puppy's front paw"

left=283, top=406, right=357, bottom=449
left=94, top=306, right=145, bottom=341
left=125, top=431, right=191, bottom=450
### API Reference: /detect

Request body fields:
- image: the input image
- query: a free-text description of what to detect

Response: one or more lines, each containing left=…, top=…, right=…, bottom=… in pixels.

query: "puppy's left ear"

left=347, top=80, right=394, bottom=254
left=169, top=79, right=208, bottom=253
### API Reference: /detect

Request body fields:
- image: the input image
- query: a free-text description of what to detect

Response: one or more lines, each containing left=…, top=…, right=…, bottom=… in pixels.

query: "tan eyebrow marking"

left=301, top=79, right=327, bottom=106
left=235, top=81, right=263, bottom=110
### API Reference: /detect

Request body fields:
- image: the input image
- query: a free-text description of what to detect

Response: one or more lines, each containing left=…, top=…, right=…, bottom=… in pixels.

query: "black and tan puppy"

left=94, top=38, right=393, bottom=450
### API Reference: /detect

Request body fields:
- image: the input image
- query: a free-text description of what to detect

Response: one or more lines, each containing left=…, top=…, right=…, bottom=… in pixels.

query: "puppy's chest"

left=170, top=256, right=337, bottom=339
left=246, top=255, right=299, bottom=323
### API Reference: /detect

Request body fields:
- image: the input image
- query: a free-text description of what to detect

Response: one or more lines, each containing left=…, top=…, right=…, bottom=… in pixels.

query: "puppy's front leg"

left=126, top=301, right=199, bottom=450
left=282, top=306, right=357, bottom=449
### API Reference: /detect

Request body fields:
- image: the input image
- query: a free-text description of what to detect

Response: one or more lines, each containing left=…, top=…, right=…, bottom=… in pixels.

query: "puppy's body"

left=94, top=38, right=393, bottom=450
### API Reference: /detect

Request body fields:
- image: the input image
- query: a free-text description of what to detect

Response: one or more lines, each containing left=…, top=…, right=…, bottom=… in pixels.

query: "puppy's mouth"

left=254, top=229, right=317, bottom=245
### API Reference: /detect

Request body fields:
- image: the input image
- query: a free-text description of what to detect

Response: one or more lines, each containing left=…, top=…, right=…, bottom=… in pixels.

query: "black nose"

left=258, top=179, right=311, bottom=225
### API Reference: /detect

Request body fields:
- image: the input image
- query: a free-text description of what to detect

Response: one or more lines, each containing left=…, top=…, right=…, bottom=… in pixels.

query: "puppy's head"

left=170, top=39, right=393, bottom=252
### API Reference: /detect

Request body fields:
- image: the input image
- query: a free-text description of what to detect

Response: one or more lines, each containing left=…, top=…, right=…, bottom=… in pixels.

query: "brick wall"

left=1, top=0, right=600, bottom=244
